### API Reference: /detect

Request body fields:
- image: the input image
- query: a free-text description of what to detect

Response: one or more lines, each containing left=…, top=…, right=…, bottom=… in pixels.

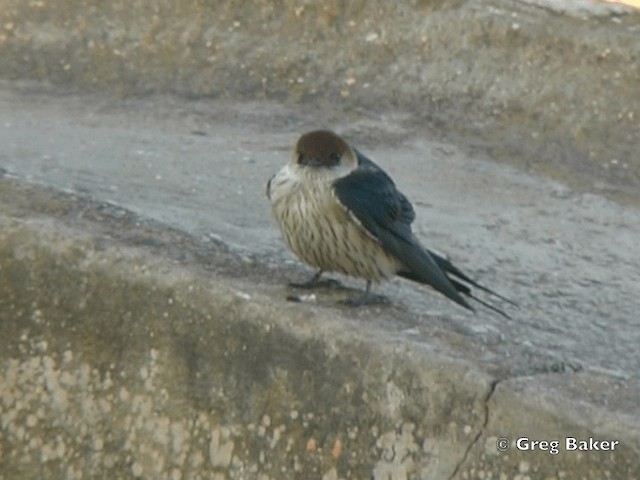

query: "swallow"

left=266, top=130, right=517, bottom=318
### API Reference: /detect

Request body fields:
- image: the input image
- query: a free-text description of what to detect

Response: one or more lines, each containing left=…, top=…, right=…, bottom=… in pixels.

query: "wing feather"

left=333, top=153, right=472, bottom=310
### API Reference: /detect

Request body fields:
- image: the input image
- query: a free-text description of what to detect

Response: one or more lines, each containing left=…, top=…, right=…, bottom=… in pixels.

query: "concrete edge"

left=1, top=178, right=638, bottom=478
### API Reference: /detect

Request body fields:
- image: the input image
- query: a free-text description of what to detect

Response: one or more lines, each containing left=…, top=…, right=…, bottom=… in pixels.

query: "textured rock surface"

left=1, top=0, right=639, bottom=477
left=0, top=185, right=490, bottom=479
left=1, top=179, right=639, bottom=479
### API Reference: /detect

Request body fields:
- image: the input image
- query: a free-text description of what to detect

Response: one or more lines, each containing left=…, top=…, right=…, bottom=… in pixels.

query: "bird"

left=266, top=130, right=517, bottom=318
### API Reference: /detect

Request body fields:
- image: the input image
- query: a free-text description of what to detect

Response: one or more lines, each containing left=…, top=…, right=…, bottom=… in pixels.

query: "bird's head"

left=292, top=130, right=358, bottom=176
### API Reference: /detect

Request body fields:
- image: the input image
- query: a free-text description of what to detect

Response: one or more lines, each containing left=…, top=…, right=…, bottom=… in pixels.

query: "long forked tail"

left=429, top=249, right=518, bottom=319
left=399, top=249, right=518, bottom=319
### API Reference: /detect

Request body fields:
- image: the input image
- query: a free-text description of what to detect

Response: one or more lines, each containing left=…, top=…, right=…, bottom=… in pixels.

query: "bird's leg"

left=289, top=270, right=343, bottom=289
left=343, top=281, right=390, bottom=306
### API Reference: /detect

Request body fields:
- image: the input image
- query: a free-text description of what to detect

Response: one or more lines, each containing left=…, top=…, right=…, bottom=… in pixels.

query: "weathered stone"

left=1, top=175, right=638, bottom=479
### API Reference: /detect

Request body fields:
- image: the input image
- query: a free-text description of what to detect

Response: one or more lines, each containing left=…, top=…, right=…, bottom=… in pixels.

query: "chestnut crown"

left=294, top=130, right=356, bottom=169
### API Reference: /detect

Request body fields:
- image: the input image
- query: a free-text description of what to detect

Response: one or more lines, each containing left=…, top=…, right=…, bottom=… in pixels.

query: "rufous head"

left=292, top=130, right=358, bottom=172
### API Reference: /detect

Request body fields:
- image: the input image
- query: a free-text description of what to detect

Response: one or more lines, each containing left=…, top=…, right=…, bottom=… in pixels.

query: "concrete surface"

left=1, top=0, right=639, bottom=201
left=2, top=83, right=640, bottom=383
left=1, top=84, right=640, bottom=478
left=1, top=0, right=640, bottom=478
left=1, top=177, right=639, bottom=479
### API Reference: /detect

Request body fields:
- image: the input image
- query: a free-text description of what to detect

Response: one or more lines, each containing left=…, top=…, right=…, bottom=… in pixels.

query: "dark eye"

left=329, top=153, right=341, bottom=165
left=297, top=152, right=304, bottom=164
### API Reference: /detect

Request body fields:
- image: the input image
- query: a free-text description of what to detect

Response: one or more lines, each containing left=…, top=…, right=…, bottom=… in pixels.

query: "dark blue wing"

left=340, top=150, right=415, bottom=244
left=333, top=152, right=472, bottom=310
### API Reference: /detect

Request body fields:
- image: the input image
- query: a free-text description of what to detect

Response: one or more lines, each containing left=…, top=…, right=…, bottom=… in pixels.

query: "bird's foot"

left=288, top=279, right=343, bottom=289
left=340, top=281, right=390, bottom=307
left=344, top=281, right=391, bottom=307
left=342, top=293, right=390, bottom=307
left=288, top=271, right=343, bottom=289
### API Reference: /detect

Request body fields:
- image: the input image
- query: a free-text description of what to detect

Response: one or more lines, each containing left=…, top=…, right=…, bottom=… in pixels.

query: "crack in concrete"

left=447, top=367, right=587, bottom=479
left=447, top=378, right=499, bottom=480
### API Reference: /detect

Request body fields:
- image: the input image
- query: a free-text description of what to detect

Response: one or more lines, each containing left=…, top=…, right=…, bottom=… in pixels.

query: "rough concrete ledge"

left=1, top=180, right=638, bottom=479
